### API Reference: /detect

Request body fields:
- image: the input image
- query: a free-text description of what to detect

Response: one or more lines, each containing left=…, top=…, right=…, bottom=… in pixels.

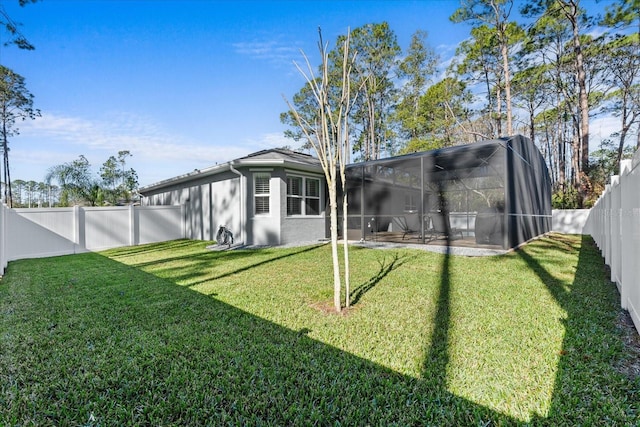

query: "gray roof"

left=139, top=148, right=322, bottom=193
left=238, top=148, right=320, bottom=166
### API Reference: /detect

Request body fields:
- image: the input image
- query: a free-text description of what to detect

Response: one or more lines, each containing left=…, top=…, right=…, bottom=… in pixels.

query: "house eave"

left=139, top=157, right=323, bottom=194
left=234, top=158, right=323, bottom=175
left=139, top=163, right=231, bottom=193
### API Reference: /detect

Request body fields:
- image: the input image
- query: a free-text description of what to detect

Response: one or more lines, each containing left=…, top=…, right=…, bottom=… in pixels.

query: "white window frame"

left=404, top=193, right=418, bottom=213
left=254, top=173, right=271, bottom=216
left=286, top=175, right=321, bottom=217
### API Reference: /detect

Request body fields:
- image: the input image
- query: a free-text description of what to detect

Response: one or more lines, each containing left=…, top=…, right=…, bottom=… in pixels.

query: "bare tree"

left=284, top=29, right=360, bottom=312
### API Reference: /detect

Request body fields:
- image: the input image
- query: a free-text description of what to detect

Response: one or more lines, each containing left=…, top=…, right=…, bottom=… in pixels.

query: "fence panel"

left=137, top=206, right=184, bottom=244
left=586, top=152, right=640, bottom=335
left=551, top=209, right=590, bottom=234
left=84, top=207, right=131, bottom=250
left=8, top=207, right=79, bottom=261
left=0, top=205, right=184, bottom=275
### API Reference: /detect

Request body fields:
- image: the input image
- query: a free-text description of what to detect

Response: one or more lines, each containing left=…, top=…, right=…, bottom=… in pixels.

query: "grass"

left=1, top=234, right=638, bottom=425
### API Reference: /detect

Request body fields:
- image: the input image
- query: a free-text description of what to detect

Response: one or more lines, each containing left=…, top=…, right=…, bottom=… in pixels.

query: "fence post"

left=602, top=184, right=611, bottom=266
left=610, top=176, right=622, bottom=287
left=129, top=204, right=136, bottom=246
left=73, top=205, right=86, bottom=253
left=0, top=204, right=6, bottom=276
left=620, top=160, right=632, bottom=310
left=181, top=204, right=187, bottom=239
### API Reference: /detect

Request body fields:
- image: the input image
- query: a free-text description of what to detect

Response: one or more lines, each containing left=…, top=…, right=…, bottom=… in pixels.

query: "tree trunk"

left=342, top=188, right=350, bottom=308
left=615, top=102, right=633, bottom=174
left=558, top=125, right=566, bottom=189
left=528, top=99, right=535, bottom=145
left=566, top=0, right=589, bottom=172
left=328, top=184, right=342, bottom=312
left=495, top=85, right=502, bottom=137
left=501, top=37, right=513, bottom=136
left=571, top=115, right=580, bottom=188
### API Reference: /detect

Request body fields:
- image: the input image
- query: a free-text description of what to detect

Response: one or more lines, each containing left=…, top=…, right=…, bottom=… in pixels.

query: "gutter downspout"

left=229, top=162, right=244, bottom=245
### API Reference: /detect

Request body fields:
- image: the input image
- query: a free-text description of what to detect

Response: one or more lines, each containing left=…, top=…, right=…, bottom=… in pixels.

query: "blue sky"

left=1, top=0, right=612, bottom=187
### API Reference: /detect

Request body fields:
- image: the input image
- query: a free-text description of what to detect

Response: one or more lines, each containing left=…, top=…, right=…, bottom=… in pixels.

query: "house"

left=140, top=135, right=552, bottom=249
left=139, top=148, right=327, bottom=246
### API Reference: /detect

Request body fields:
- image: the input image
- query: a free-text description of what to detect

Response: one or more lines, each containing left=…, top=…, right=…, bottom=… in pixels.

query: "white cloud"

left=17, top=111, right=238, bottom=164
left=9, top=111, right=317, bottom=186
left=247, top=132, right=299, bottom=150
left=232, top=36, right=302, bottom=68
left=9, top=111, right=256, bottom=185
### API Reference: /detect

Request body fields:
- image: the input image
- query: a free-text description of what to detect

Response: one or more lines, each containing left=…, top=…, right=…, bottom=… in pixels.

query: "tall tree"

left=0, top=0, right=37, bottom=50
left=280, top=82, right=319, bottom=152
left=601, top=0, right=640, bottom=167
left=100, top=155, right=119, bottom=198
left=10, top=177, right=24, bottom=206
left=452, top=24, right=504, bottom=138
left=24, top=179, right=36, bottom=207
left=330, top=22, right=401, bottom=160
left=523, top=0, right=592, bottom=177
left=116, top=150, right=138, bottom=203
left=511, top=62, right=548, bottom=146
left=284, top=29, right=359, bottom=312
left=599, top=34, right=639, bottom=173
left=451, top=0, right=523, bottom=136
left=395, top=30, right=438, bottom=145
left=521, top=4, right=576, bottom=191
left=522, top=0, right=599, bottom=208
left=36, top=180, right=46, bottom=207
left=0, top=65, right=39, bottom=207
left=46, top=155, right=102, bottom=206
left=400, top=77, right=473, bottom=153
left=100, top=150, right=138, bottom=204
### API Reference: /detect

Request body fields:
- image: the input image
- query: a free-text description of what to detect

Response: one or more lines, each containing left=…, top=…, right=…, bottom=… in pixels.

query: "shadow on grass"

left=422, top=243, right=451, bottom=392
left=188, top=244, right=325, bottom=285
left=121, top=243, right=325, bottom=288
left=101, top=238, right=200, bottom=259
left=1, top=247, right=516, bottom=425
left=349, top=252, right=412, bottom=306
left=3, top=235, right=637, bottom=425
left=517, top=234, right=639, bottom=424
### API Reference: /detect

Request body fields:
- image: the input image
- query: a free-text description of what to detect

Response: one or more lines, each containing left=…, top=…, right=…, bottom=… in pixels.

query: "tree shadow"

left=422, top=189, right=454, bottom=391
left=186, top=244, right=325, bottom=286
left=349, top=252, right=412, bottom=306
left=5, top=234, right=637, bottom=425
left=116, top=242, right=325, bottom=288
left=517, top=234, right=639, bottom=424
left=2, top=246, right=518, bottom=425
left=422, top=242, right=451, bottom=390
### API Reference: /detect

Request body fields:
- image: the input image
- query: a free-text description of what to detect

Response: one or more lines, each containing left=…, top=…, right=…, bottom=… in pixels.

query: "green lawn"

left=1, top=234, right=638, bottom=425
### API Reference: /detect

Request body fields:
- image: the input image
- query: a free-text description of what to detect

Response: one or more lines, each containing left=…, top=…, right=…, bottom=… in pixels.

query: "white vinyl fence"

left=0, top=204, right=184, bottom=275
left=552, top=209, right=591, bottom=234
left=585, top=150, right=640, bottom=335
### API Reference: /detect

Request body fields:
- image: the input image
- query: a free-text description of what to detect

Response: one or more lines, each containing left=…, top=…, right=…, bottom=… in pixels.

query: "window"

left=287, top=176, right=302, bottom=215
left=254, top=174, right=270, bottom=215
left=404, top=193, right=417, bottom=213
left=287, top=176, right=321, bottom=216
